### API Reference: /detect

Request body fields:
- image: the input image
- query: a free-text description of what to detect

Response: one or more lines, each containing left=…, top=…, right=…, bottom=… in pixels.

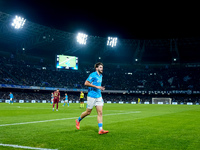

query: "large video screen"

left=56, top=55, right=78, bottom=70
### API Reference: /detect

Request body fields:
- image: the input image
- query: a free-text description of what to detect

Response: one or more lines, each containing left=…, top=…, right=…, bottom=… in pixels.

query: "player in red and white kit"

left=53, top=89, right=60, bottom=111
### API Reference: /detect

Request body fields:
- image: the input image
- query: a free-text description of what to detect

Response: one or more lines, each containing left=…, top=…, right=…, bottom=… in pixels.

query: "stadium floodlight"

left=107, top=37, right=117, bottom=47
left=11, top=15, right=26, bottom=29
left=77, top=33, right=88, bottom=45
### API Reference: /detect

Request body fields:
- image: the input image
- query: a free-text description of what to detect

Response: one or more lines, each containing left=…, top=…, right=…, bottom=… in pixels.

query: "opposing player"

left=76, top=62, right=109, bottom=135
left=79, top=91, right=84, bottom=108
left=63, top=93, right=69, bottom=107
left=53, top=89, right=60, bottom=111
left=9, top=92, right=14, bottom=104
left=50, top=92, right=54, bottom=105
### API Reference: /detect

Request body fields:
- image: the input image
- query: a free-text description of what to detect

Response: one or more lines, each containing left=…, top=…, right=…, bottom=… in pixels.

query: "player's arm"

left=84, top=80, right=105, bottom=91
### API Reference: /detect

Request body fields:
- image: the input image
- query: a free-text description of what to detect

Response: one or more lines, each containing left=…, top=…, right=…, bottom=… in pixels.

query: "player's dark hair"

left=94, top=62, right=103, bottom=69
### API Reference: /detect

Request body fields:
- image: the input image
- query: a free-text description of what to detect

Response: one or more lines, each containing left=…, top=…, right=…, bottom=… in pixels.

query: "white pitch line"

left=0, top=143, right=58, bottom=150
left=0, top=111, right=140, bottom=127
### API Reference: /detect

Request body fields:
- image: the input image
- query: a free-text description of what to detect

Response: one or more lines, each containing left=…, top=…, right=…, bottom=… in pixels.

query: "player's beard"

left=98, top=68, right=103, bottom=74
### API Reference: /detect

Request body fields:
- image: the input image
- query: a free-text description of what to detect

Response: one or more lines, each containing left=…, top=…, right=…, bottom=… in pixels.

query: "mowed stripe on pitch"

left=0, top=111, right=141, bottom=127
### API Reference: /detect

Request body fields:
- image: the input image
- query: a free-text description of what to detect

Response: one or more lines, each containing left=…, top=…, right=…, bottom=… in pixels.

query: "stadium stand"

left=1, top=55, right=200, bottom=104
left=1, top=56, right=200, bottom=91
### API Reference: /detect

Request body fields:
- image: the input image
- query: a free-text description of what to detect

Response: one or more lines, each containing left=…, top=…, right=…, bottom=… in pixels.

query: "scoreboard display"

left=56, top=55, right=78, bottom=70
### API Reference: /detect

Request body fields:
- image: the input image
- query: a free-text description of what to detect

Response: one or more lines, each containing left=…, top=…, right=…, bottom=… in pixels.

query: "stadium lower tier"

left=0, top=88, right=200, bottom=104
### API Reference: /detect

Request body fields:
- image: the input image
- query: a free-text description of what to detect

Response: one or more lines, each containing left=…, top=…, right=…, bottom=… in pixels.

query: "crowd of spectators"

left=1, top=55, right=200, bottom=103
left=1, top=56, right=200, bottom=91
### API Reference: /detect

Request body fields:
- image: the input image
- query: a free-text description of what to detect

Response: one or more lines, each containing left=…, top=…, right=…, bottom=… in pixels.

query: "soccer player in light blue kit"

left=50, top=92, right=54, bottom=105
left=63, top=93, right=69, bottom=107
left=9, top=92, right=14, bottom=104
left=76, top=62, right=109, bottom=135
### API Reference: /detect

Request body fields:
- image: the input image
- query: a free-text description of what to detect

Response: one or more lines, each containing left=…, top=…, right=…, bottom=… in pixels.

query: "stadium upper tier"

left=1, top=56, right=200, bottom=91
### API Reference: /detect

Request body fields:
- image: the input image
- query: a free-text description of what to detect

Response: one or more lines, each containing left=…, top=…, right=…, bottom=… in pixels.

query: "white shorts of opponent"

left=65, top=100, right=68, bottom=103
left=87, top=97, right=104, bottom=109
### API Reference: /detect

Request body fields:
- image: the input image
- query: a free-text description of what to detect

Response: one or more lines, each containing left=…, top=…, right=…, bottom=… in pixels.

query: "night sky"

left=1, top=0, right=200, bottom=39
left=1, top=0, right=200, bottom=64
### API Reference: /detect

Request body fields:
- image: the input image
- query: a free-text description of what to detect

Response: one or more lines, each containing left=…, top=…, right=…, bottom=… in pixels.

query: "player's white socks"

left=98, top=123, right=103, bottom=131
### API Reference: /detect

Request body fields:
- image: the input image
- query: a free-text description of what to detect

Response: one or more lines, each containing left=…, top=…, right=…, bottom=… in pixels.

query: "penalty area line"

left=0, top=111, right=140, bottom=127
left=0, top=143, right=58, bottom=150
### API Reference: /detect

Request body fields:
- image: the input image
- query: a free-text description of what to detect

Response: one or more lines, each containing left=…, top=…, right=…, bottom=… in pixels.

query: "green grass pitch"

left=0, top=103, right=200, bottom=150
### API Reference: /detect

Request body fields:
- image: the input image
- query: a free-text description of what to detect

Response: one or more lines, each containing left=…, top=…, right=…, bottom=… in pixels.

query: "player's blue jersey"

left=65, top=95, right=68, bottom=100
left=86, top=71, right=102, bottom=98
left=9, top=94, right=14, bottom=99
left=51, top=94, right=54, bottom=98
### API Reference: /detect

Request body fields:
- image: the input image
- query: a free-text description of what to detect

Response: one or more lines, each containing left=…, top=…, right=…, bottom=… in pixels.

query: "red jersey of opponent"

left=53, top=91, right=60, bottom=99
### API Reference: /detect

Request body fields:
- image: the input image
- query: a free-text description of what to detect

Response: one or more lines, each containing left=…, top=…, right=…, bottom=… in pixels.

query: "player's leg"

left=76, top=108, right=92, bottom=130
left=52, top=99, right=55, bottom=111
left=67, top=101, right=69, bottom=107
left=80, top=97, right=95, bottom=119
left=80, top=108, right=92, bottom=119
left=76, top=97, right=95, bottom=130
left=82, top=102, right=84, bottom=108
left=96, top=106, right=103, bottom=130
left=95, top=98, right=108, bottom=135
left=80, top=99, right=83, bottom=108
left=10, top=98, right=13, bottom=104
left=63, top=101, right=65, bottom=106
left=56, top=100, right=59, bottom=111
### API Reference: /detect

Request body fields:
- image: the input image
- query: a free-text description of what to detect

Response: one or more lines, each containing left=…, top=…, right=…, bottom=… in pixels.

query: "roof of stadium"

left=0, top=1, right=200, bottom=64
